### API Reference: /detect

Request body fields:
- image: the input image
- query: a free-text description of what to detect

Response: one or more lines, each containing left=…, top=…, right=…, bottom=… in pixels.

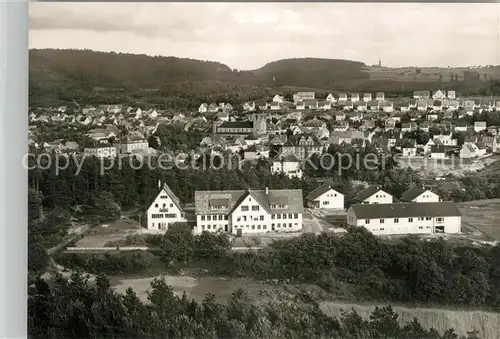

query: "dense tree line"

left=57, top=225, right=500, bottom=311
left=28, top=272, right=481, bottom=339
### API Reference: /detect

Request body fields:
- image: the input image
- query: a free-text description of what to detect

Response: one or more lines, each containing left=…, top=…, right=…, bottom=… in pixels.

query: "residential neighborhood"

left=28, top=88, right=500, bottom=239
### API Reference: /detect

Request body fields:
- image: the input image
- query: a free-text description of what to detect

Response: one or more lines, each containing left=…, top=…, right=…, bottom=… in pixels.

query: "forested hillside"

left=29, top=49, right=500, bottom=108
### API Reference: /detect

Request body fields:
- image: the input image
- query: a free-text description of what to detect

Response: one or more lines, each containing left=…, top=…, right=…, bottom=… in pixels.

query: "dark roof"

left=245, top=145, right=257, bottom=153
left=306, top=184, right=343, bottom=201
left=195, top=189, right=303, bottom=215
left=219, top=121, right=253, bottom=129
left=399, top=186, right=426, bottom=202
left=349, top=202, right=461, bottom=219
left=274, top=152, right=300, bottom=162
left=431, top=145, right=445, bottom=153
left=354, top=185, right=390, bottom=202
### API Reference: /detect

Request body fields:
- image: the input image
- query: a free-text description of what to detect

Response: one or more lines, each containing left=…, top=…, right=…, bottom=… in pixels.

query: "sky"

left=29, top=2, right=500, bottom=70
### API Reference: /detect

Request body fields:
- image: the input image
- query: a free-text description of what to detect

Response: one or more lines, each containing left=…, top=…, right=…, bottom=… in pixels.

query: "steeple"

left=378, top=58, right=382, bottom=67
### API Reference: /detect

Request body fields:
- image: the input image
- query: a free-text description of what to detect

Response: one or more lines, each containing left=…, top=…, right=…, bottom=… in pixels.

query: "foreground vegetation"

left=29, top=272, right=481, bottom=339
left=55, top=224, right=500, bottom=312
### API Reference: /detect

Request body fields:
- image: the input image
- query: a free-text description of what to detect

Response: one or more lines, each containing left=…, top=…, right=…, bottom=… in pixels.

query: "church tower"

left=378, top=58, right=382, bottom=68
left=252, top=113, right=267, bottom=136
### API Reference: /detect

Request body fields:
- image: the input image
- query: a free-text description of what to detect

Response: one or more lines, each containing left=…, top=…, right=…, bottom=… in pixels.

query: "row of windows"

left=151, top=213, right=177, bottom=219
left=373, top=226, right=432, bottom=232
left=366, top=217, right=444, bottom=224
left=241, top=205, right=260, bottom=212
left=272, top=213, right=299, bottom=219
left=201, top=224, right=228, bottom=231
left=270, top=204, right=288, bottom=209
left=152, top=222, right=167, bottom=230
left=218, top=128, right=253, bottom=133
left=237, top=215, right=264, bottom=222
left=200, top=215, right=229, bottom=221
left=154, top=203, right=174, bottom=208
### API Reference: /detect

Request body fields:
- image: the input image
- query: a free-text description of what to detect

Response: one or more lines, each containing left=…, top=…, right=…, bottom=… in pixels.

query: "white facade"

left=433, top=90, right=446, bottom=100
left=430, top=151, right=446, bottom=159
left=84, top=146, right=117, bottom=158
left=401, top=147, right=416, bottom=157
left=347, top=211, right=461, bottom=235
left=147, top=188, right=186, bottom=231
left=119, top=140, right=149, bottom=154
left=309, top=188, right=344, bottom=209
left=362, top=190, right=393, bottom=204
left=326, top=93, right=336, bottom=103
left=271, top=160, right=303, bottom=178
left=194, top=189, right=303, bottom=235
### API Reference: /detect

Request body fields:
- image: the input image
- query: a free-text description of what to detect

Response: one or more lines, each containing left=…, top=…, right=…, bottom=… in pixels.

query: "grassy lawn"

left=458, top=199, right=500, bottom=241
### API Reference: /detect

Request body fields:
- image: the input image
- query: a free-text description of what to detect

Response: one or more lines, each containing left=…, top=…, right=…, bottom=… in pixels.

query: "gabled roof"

left=400, top=186, right=427, bottom=202
left=354, top=185, right=391, bottom=202
left=274, top=152, right=300, bottom=163
left=154, top=183, right=183, bottom=212
left=306, top=184, right=343, bottom=201
left=350, top=201, right=460, bottom=219
left=194, top=189, right=304, bottom=215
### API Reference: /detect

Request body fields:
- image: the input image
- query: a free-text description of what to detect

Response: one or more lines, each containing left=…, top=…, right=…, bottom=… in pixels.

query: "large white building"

left=305, top=184, right=344, bottom=210
left=117, top=135, right=149, bottom=154
left=194, top=188, right=304, bottom=235
left=347, top=202, right=461, bottom=235
left=146, top=182, right=186, bottom=231
left=399, top=187, right=440, bottom=203
left=353, top=186, right=394, bottom=204
left=83, top=140, right=117, bottom=158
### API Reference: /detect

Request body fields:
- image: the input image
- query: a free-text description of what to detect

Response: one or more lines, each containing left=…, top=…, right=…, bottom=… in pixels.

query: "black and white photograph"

left=26, top=2, right=500, bottom=338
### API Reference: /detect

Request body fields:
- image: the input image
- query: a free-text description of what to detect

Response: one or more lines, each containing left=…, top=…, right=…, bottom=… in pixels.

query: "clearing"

left=109, top=273, right=500, bottom=339
left=75, top=217, right=144, bottom=248
left=458, top=199, right=500, bottom=241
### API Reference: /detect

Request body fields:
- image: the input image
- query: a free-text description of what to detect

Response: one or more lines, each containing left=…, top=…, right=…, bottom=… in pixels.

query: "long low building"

left=194, top=188, right=304, bottom=235
left=346, top=202, right=461, bottom=235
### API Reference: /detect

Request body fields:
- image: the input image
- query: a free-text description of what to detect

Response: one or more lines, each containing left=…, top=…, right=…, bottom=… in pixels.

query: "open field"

left=363, top=66, right=500, bottom=82
left=75, top=217, right=144, bottom=247
left=458, top=199, right=500, bottom=241
left=399, top=155, right=500, bottom=178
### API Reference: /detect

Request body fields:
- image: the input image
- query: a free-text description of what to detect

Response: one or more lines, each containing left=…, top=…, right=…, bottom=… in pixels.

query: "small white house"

left=474, top=121, right=487, bottom=133
left=147, top=182, right=186, bottom=231
left=326, top=93, right=337, bottom=103
left=400, top=187, right=440, bottom=203
left=306, top=184, right=344, bottom=210
left=198, top=103, right=208, bottom=113
left=353, top=186, right=393, bottom=204
left=350, top=93, right=360, bottom=102
left=271, top=153, right=303, bottom=179
left=429, top=145, right=446, bottom=159
left=273, top=94, right=284, bottom=103
left=432, top=90, right=446, bottom=101
left=346, top=202, right=461, bottom=235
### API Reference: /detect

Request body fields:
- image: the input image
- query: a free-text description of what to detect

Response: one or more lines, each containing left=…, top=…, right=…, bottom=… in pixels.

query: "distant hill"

left=28, top=49, right=500, bottom=108
left=252, top=58, right=369, bottom=89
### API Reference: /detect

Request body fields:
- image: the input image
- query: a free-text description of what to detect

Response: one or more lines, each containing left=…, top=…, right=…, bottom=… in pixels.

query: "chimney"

left=265, top=187, right=269, bottom=195
left=158, top=180, right=161, bottom=189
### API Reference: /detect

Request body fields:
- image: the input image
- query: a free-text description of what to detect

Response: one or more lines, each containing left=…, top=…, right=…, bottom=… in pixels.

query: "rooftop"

left=350, top=201, right=461, bottom=219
